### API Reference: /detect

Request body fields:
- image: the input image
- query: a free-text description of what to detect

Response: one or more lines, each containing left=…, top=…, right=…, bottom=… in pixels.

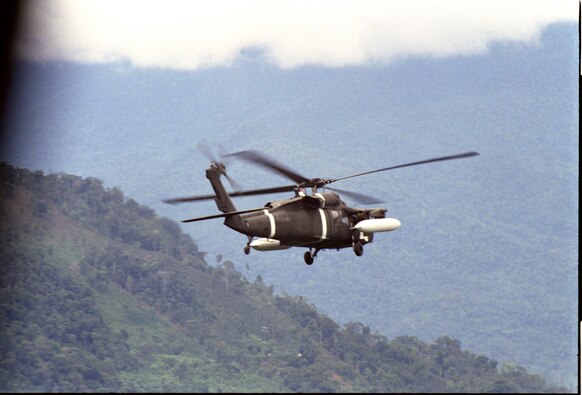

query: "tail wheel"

left=304, top=251, right=314, bottom=265
left=353, top=242, right=364, bottom=257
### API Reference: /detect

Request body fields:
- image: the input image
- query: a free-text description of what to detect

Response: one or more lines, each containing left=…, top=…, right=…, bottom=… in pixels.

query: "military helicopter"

left=164, top=144, right=479, bottom=265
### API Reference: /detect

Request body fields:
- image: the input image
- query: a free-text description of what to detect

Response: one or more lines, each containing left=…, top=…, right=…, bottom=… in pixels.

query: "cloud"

left=16, top=0, right=577, bottom=70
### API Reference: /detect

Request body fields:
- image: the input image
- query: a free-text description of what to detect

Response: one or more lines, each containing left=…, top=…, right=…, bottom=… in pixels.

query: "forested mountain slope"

left=0, top=163, right=567, bottom=392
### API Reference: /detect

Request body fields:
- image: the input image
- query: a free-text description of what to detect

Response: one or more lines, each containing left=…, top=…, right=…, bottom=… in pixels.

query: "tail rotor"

left=196, top=139, right=242, bottom=191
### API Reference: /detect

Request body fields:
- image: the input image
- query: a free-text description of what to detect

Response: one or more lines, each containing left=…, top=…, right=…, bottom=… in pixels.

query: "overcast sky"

left=16, top=0, right=578, bottom=70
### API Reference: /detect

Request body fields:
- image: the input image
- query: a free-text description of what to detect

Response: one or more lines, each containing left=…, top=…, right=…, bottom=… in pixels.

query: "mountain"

left=0, top=162, right=568, bottom=392
left=1, top=22, right=578, bottom=387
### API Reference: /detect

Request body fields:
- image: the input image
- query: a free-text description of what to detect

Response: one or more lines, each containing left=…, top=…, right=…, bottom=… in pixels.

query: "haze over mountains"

left=1, top=22, right=578, bottom=387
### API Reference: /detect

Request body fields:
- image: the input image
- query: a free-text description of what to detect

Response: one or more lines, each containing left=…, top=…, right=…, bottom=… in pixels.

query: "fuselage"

left=226, top=193, right=355, bottom=249
left=204, top=163, right=392, bottom=253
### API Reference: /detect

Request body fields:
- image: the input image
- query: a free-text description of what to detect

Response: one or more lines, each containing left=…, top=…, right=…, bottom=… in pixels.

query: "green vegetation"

left=0, top=163, right=567, bottom=392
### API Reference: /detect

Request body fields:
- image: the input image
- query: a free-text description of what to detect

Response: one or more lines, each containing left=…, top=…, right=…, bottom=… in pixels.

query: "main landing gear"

left=353, top=241, right=364, bottom=257
left=304, top=248, right=320, bottom=265
left=351, top=229, right=364, bottom=257
left=244, top=236, right=252, bottom=255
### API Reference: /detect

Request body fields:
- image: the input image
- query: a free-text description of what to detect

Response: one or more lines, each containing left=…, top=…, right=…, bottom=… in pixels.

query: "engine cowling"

left=302, top=192, right=342, bottom=208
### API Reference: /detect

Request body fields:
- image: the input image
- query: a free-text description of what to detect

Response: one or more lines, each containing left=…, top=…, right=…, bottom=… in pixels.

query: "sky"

left=16, top=0, right=578, bottom=70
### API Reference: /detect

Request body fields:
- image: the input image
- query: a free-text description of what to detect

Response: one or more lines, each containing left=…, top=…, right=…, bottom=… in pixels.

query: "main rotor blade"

left=182, top=206, right=270, bottom=223
left=326, top=187, right=385, bottom=205
left=330, top=151, right=480, bottom=183
left=225, top=149, right=309, bottom=184
left=163, top=184, right=297, bottom=204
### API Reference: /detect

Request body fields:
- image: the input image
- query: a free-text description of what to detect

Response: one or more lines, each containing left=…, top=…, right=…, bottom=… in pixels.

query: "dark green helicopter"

left=164, top=143, right=479, bottom=265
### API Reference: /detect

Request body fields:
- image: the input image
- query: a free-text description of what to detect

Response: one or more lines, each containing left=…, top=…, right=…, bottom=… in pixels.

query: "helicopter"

left=163, top=144, right=479, bottom=265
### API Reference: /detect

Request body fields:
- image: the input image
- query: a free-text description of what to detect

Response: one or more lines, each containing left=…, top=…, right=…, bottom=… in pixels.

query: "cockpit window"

left=331, top=209, right=349, bottom=226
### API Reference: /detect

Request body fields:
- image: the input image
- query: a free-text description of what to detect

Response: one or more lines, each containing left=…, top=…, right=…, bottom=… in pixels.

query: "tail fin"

left=206, top=164, right=237, bottom=213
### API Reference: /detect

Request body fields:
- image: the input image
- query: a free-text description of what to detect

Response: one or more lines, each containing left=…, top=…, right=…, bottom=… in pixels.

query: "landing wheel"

left=244, top=236, right=252, bottom=255
left=304, top=251, right=314, bottom=265
left=353, top=242, right=364, bottom=257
